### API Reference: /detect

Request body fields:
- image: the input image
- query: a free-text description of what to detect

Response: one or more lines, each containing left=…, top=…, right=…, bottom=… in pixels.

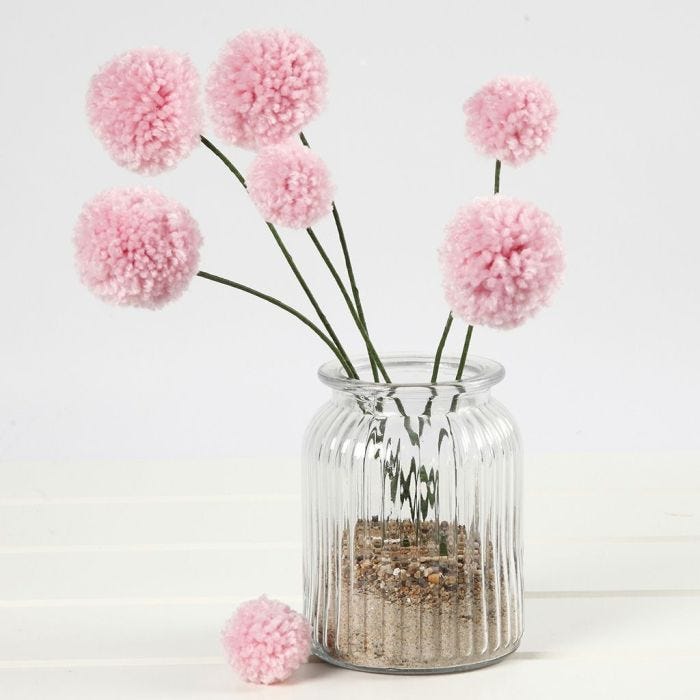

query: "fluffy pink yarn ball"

left=464, top=76, right=557, bottom=166
left=222, top=596, right=310, bottom=685
left=87, top=48, right=202, bottom=174
left=440, top=197, right=564, bottom=329
left=206, top=30, right=327, bottom=149
left=247, top=143, right=334, bottom=228
left=74, top=188, right=202, bottom=308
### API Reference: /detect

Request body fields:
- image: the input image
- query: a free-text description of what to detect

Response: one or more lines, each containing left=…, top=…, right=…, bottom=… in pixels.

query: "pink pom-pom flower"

left=247, top=143, right=334, bottom=228
left=440, top=196, right=564, bottom=329
left=207, top=30, right=327, bottom=149
left=222, top=596, right=310, bottom=685
left=464, top=76, right=557, bottom=166
left=74, top=188, right=202, bottom=308
left=87, top=48, right=202, bottom=174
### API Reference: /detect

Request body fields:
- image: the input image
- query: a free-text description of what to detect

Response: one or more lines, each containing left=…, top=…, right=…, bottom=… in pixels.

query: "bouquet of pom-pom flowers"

left=75, top=29, right=564, bottom=684
left=76, top=29, right=563, bottom=384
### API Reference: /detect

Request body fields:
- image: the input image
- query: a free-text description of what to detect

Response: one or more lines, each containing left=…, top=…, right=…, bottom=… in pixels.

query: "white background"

left=2, top=0, right=699, bottom=461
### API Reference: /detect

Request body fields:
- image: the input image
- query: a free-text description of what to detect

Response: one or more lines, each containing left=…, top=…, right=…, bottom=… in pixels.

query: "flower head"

left=464, top=77, right=557, bottom=166
left=222, top=596, right=310, bottom=685
left=248, top=143, right=334, bottom=228
left=74, top=188, right=202, bottom=308
left=440, top=197, right=564, bottom=329
left=207, top=30, right=327, bottom=149
left=87, top=48, right=202, bottom=174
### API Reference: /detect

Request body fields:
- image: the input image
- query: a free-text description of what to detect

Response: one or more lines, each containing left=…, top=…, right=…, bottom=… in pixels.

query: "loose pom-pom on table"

left=440, top=196, right=564, bottom=329
left=222, top=596, right=310, bottom=685
left=207, top=30, right=327, bottom=149
left=248, top=143, right=334, bottom=228
left=87, top=48, right=202, bottom=174
left=464, top=76, right=557, bottom=166
left=74, top=188, right=202, bottom=308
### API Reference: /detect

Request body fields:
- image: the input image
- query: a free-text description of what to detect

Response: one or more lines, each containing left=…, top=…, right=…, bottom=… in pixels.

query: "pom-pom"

left=247, top=143, right=334, bottom=228
left=74, top=188, right=202, bottom=308
left=87, top=48, right=202, bottom=174
left=440, top=197, right=564, bottom=329
left=464, top=76, right=557, bottom=166
left=206, top=30, right=327, bottom=149
left=222, top=596, right=310, bottom=685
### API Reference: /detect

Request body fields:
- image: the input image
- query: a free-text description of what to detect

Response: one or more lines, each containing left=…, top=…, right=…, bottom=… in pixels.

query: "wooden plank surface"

left=1, top=452, right=698, bottom=698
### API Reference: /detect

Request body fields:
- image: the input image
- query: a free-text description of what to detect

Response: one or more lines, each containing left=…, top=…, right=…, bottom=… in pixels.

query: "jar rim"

left=318, top=354, right=505, bottom=394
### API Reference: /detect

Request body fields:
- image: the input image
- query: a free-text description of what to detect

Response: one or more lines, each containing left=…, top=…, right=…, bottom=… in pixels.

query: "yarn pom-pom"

left=207, top=30, right=327, bottom=149
left=248, top=143, right=334, bottom=228
left=74, top=188, right=202, bottom=308
left=440, top=196, right=564, bottom=329
left=222, top=596, right=310, bottom=685
left=87, top=48, right=202, bottom=174
left=464, top=76, right=557, bottom=166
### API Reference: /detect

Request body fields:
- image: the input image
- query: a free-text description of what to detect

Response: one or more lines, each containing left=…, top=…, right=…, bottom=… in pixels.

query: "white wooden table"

left=1, top=453, right=698, bottom=698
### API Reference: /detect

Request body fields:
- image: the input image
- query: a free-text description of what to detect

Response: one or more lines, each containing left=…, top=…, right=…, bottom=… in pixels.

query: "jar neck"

left=331, top=385, right=492, bottom=417
left=319, top=354, right=505, bottom=417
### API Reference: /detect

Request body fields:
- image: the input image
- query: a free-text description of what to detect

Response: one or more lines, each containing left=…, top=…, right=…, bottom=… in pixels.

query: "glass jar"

left=302, top=355, right=523, bottom=673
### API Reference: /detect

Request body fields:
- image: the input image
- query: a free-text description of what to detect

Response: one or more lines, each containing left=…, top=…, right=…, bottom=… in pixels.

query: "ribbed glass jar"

left=302, top=355, right=523, bottom=674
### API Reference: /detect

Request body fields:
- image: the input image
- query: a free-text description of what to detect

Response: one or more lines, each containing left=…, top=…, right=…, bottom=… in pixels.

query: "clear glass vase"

left=302, top=355, right=523, bottom=674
